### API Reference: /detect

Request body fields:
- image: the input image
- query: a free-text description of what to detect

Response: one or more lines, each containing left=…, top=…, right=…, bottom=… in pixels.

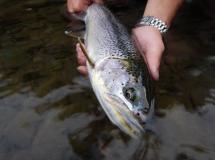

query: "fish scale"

left=85, top=4, right=136, bottom=61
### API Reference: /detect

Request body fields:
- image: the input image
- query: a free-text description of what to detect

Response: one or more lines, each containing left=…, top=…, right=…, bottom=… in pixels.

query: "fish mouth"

left=101, top=93, right=145, bottom=138
left=133, top=109, right=149, bottom=125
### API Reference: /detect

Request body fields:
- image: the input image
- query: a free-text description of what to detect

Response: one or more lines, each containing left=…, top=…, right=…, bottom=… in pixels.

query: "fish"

left=66, top=4, right=154, bottom=138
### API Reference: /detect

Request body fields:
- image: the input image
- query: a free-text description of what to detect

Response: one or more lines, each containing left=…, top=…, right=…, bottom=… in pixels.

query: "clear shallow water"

left=0, top=0, right=215, bottom=160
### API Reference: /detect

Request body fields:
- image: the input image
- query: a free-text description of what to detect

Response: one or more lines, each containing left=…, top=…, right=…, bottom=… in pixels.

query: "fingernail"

left=77, top=66, right=82, bottom=73
left=153, top=70, right=159, bottom=81
left=77, top=66, right=88, bottom=76
left=77, top=45, right=81, bottom=53
left=77, top=66, right=81, bottom=71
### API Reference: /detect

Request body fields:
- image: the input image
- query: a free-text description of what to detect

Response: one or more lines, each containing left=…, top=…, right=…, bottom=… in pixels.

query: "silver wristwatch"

left=136, top=16, right=168, bottom=34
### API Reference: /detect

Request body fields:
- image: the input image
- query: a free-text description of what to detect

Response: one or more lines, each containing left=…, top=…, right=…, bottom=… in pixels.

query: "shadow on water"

left=0, top=0, right=215, bottom=160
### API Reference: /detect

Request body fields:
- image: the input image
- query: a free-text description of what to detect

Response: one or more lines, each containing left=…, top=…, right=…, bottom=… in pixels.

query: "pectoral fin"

left=78, top=37, right=95, bottom=67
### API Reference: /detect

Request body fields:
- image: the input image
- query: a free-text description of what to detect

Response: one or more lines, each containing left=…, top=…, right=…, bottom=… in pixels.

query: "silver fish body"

left=84, top=4, right=154, bottom=138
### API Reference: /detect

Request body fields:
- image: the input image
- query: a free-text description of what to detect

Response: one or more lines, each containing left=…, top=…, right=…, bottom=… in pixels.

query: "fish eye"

left=123, top=88, right=136, bottom=102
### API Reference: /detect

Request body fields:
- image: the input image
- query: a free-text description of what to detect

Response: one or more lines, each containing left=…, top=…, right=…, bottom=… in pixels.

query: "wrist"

left=133, top=25, right=162, bottom=37
left=135, top=16, right=169, bottom=34
left=132, top=26, right=164, bottom=50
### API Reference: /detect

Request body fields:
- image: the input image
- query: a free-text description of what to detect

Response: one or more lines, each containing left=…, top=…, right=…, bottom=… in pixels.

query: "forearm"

left=144, top=0, right=184, bottom=27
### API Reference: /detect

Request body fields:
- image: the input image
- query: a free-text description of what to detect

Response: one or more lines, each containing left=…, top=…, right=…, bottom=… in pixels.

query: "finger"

left=132, top=34, right=147, bottom=61
left=76, top=43, right=86, bottom=65
left=84, top=0, right=93, bottom=6
left=144, top=48, right=163, bottom=81
left=132, top=33, right=152, bottom=78
left=80, top=0, right=94, bottom=11
left=77, top=66, right=88, bottom=76
left=132, top=27, right=164, bottom=81
left=133, top=35, right=161, bottom=80
left=93, top=0, right=104, bottom=4
left=67, top=0, right=91, bottom=12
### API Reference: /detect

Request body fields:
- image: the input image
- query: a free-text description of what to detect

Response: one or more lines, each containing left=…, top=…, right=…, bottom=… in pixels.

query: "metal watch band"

left=136, top=16, right=168, bottom=34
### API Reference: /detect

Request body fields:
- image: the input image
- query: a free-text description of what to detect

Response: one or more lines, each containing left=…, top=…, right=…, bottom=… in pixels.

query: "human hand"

left=76, top=43, right=88, bottom=76
left=132, top=26, right=164, bottom=80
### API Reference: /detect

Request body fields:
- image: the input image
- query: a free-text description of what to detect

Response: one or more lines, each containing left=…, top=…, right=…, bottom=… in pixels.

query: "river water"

left=0, top=0, right=215, bottom=160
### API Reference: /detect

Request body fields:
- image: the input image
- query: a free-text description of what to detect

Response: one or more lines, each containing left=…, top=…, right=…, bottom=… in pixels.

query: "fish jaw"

left=103, top=92, right=145, bottom=138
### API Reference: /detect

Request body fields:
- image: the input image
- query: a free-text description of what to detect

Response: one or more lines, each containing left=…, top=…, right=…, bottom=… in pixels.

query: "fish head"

left=90, top=58, right=154, bottom=138
left=120, top=80, right=154, bottom=123
left=107, top=66, right=154, bottom=124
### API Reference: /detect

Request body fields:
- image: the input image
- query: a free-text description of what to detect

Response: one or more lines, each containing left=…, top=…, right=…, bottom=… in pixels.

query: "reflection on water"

left=0, top=0, right=215, bottom=160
